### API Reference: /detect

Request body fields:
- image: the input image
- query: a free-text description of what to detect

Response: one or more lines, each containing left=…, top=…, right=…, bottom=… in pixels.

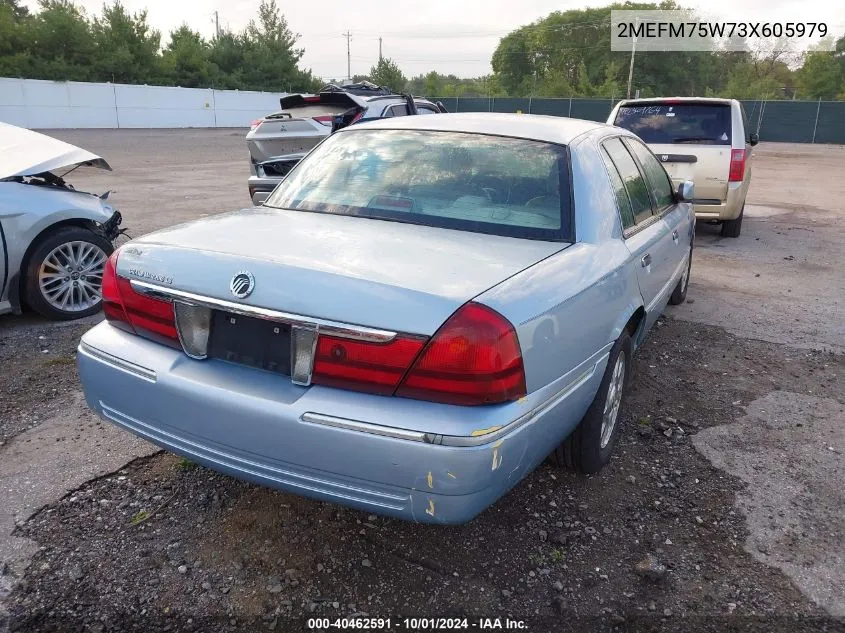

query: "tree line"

left=1, top=0, right=844, bottom=100
left=0, top=0, right=321, bottom=92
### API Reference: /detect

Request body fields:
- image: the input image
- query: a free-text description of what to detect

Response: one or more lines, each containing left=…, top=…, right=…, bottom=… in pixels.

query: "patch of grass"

left=529, top=551, right=548, bottom=567
left=550, top=548, right=564, bottom=562
left=176, top=457, right=198, bottom=471
left=42, top=356, right=75, bottom=366
left=130, top=510, right=149, bottom=526
left=638, top=417, right=651, bottom=425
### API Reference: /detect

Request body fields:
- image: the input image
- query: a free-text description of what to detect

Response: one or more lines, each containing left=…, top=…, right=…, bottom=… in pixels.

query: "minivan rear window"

left=614, top=103, right=731, bottom=146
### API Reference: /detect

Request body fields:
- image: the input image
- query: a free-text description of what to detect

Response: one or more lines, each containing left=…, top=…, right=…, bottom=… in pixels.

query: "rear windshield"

left=265, top=129, right=572, bottom=241
left=614, top=103, right=731, bottom=145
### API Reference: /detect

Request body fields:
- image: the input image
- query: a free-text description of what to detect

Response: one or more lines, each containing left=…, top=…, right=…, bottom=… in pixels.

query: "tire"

left=721, top=205, right=744, bottom=238
left=23, top=226, right=114, bottom=321
left=668, top=242, right=693, bottom=305
left=550, top=331, right=632, bottom=473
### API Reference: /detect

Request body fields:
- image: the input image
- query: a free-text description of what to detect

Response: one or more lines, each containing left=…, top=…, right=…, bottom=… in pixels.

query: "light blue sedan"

left=77, top=113, right=694, bottom=524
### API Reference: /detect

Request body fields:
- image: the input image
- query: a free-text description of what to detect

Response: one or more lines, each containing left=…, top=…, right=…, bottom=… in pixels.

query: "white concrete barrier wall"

left=0, top=77, right=284, bottom=129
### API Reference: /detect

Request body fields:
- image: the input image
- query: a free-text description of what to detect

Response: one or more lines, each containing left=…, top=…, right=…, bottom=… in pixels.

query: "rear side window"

left=602, top=138, right=653, bottom=224
left=600, top=148, right=635, bottom=230
left=614, top=103, right=731, bottom=145
left=626, top=139, right=675, bottom=210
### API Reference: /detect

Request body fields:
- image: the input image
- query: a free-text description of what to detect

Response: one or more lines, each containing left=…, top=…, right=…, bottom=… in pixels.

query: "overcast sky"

left=22, top=0, right=845, bottom=79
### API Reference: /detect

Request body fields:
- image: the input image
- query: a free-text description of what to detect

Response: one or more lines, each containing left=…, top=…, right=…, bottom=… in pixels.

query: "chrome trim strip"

left=439, top=357, right=605, bottom=447
left=300, top=412, right=428, bottom=443
left=78, top=342, right=157, bottom=383
left=299, top=351, right=608, bottom=448
left=129, top=279, right=397, bottom=343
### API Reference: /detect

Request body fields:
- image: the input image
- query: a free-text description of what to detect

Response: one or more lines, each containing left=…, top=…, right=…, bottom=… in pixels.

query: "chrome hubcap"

left=38, top=240, right=107, bottom=313
left=600, top=351, right=626, bottom=449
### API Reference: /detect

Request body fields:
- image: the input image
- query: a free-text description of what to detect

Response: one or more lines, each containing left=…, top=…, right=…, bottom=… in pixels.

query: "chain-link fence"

left=432, top=97, right=845, bottom=144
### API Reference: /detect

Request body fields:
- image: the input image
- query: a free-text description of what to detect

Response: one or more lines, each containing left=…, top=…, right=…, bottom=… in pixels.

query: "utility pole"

left=214, top=11, right=220, bottom=38
left=342, top=31, right=352, bottom=81
left=379, top=37, right=383, bottom=62
left=626, top=16, right=638, bottom=99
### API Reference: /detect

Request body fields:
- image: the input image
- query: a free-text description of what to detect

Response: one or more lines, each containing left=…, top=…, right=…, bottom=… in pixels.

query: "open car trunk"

left=247, top=92, right=366, bottom=163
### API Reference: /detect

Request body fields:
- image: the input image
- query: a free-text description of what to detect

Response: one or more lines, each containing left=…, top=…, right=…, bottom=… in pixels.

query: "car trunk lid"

left=118, top=207, right=566, bottom=336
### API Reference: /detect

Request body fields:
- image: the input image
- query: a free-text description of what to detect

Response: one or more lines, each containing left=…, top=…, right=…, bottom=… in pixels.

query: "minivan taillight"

left=101, top=250, right=178, bottom=344
left=729, top=149, right=746, bottom=182
left=396, top=302, right=526, bottom=406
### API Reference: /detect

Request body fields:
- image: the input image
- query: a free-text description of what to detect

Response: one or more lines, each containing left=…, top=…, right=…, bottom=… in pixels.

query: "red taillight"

left=350, top=111, right=364, bottom=125
left=101, top=251, right=128, bottom=324
left=311, top=334, right=426, bottom=395
left=729, top=149, right=746, bottom=182
left=101, top=250, right=178, bottom=343
left=312, top=115, right=334, bottom=126
left=396, top=303, right=526, bottom=406
left=250, top=119, right=263, bottom=129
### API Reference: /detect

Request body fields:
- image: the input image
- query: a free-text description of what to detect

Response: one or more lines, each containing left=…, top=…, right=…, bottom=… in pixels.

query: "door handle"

left=672, top=230, right=679, bottom=242
left=641, top=253, right=652, bottom=267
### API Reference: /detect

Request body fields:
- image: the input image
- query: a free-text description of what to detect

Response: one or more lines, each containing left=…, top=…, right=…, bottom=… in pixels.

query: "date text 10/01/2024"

left=307, top=618, right=529, bottom=630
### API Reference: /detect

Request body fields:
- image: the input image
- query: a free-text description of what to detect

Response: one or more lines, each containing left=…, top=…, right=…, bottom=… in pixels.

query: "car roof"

left=617, top=97, right=736, bottom=106
left=342, top=112, right=609, bottom=145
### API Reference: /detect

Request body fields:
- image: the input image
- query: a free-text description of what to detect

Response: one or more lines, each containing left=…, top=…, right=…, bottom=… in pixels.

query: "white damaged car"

left=0, top=122, right=123, bottom=320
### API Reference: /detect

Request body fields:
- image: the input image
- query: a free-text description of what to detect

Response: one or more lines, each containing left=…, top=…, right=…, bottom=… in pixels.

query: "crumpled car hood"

left=0, top=122, right=112, bottom=179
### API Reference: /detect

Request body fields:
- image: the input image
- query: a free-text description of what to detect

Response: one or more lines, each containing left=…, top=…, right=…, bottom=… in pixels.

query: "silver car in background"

left=78, top=113, right=693, bottom=524
left=0, top=123, right=122, bottom=320
left=246, top=83, right=443, bottom=204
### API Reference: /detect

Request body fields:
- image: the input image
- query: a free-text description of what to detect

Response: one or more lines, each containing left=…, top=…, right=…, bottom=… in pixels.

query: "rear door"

left=600, top=137, right=672, bottom=329
left=611, top=101, right=733, bottom=203
left=625, top=136, right=691, bottom=294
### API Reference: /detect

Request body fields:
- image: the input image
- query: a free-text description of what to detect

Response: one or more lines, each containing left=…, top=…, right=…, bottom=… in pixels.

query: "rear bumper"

left=77, top=322, right=605, bottom=524
left=692, top=182, right=746, bottom=220
left=247, top=175, right=280, bottom=206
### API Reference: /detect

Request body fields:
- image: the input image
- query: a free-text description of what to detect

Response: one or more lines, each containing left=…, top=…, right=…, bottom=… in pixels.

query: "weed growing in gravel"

left=177, top=457, right=198, bottom=471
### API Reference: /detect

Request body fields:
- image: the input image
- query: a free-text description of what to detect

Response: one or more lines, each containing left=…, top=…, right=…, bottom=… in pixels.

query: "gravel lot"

left=1, top=130, right=843, bottom=632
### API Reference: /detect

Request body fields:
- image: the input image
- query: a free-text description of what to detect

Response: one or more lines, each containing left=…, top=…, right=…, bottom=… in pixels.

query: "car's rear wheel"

left=24, top=226, right=114, bottom=320
left=668, top=243, right=693, bottom=305
left=550, top=331, right=632, bottom=473
left=721, top=204, right=744, bottom=238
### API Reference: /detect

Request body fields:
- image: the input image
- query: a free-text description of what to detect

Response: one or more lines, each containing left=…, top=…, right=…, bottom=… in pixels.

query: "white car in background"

left=246, top=82, right=445, bottom=204
left=0, top=122, right=123, bottom=320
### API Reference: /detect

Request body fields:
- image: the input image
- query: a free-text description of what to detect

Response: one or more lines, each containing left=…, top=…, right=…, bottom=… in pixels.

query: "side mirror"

left=677, top=181, right=694, bottom=203
left=748, top=132, right=759, bottom=146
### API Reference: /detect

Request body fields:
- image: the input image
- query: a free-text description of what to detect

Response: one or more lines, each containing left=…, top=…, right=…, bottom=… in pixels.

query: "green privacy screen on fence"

left=432, top=97, right=845, bottom=145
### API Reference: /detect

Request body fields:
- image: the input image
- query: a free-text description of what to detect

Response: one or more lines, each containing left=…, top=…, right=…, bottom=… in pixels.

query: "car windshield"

left=264, top=129, right=572, bottom=241
left=614, top=103, right=731, bottom=145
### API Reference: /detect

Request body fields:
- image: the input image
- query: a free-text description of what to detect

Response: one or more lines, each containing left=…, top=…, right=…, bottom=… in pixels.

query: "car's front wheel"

left=23, top=226, right=114, bottom=320
left=550, top=331, right=632, bottom=473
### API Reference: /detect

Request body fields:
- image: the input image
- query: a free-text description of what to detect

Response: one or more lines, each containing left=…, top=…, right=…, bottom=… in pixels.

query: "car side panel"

left=478, top=241, right=639, bottom=394
left=476, top=135, right=645, bottom=395
left=0, top=182, right=115, bottom=305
